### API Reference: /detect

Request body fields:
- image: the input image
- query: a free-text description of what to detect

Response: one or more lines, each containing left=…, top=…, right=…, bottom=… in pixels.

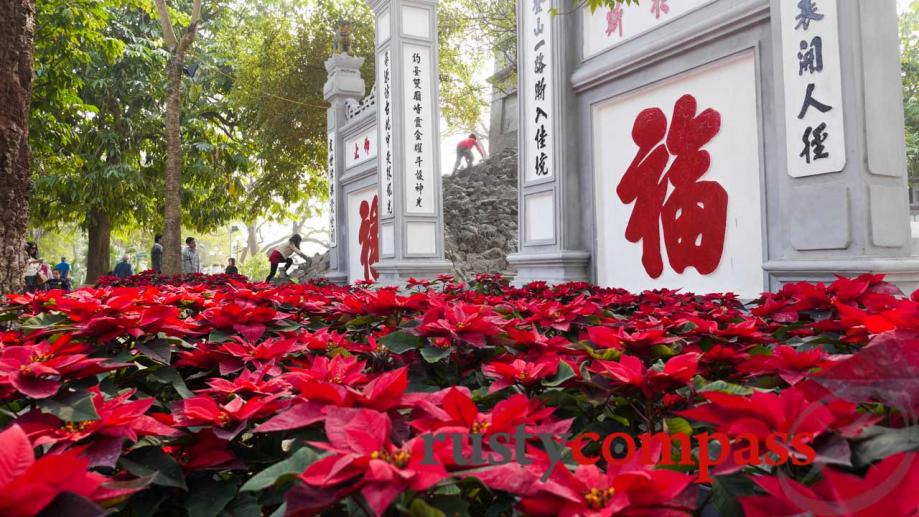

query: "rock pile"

left=299, top=147, right=519, bottom=283
left=442, top=147, right=519, bottom=280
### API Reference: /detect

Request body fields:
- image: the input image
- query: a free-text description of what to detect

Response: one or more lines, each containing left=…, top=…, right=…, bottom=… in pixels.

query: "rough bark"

left=0, top=0, right=35, bottom=295
left=156, top=0, right=202, bottom=274
left=85, top=208, right=112, bottom=285
left=240, top=223, right=259, bottom=264
left=162, top=51, right=184, bottom=274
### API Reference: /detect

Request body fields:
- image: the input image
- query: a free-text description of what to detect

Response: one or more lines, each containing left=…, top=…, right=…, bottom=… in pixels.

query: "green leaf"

left=543, top=361, right=576, bottom=387
left=380, top=330, right=425, bottom=354
left=208, top=329, right=235, bottom=343
left=430, top=495, right=470, bottom=517
left=20, top=312, right=70, bottom=330
left=121, top=446, right=188, bottom=490
left=408, top=499, right=445, bottom=517
left=222, top=493, right=262, bottom=517
left=698, top=380, right=754, bottom=396
left=136, top=339, right=172, bottom=364
left=420, top=345, right=452, bottom=363
left=853, top=426, right=919, bottom=467
left=434, top=484, right=461, bottom=496
left=40, top=389, right=99, bottom=422
left=151, top=367, right=194, bottom=399
left=710, top=474, right=756, bottom=517
left=240, top=447, right=319, bottom=492
left=664, top=417, right=693, bottom=436
left=186, top=478, right=237, bottom=517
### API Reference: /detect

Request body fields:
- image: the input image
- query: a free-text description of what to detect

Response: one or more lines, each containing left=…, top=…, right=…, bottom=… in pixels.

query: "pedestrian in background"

left=113, top=254, right=134, bottom=278
left=225, top=258, right=239, bottom=275
left=266, top=234, right=308, bottom=282
left=54, top=257, right=70, bottom=279
left=22, top=242, right=42, bottom=292
left=182, top=237, right=201, bottom=274
left=151, top=234, right=163, bottom=273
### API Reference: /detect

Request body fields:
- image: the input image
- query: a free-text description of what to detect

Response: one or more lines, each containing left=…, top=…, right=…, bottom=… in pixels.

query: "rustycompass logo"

left=420, top=426, right=817, bottom=483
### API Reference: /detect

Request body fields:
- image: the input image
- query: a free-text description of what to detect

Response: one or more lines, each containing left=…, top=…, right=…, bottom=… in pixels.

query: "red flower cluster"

left=95, top=270, right=250, bottom=288
left=0, top=272, right=917, bottom=516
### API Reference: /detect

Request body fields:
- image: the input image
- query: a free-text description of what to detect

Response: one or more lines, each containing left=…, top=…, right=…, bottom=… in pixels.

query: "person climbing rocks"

left=452, top=133, right=487, bottom=173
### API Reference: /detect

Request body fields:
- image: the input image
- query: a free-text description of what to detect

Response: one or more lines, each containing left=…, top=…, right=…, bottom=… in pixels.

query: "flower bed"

left=1, top=273, right=918, bottom=516
left=95, top=270, right=251, bottom=288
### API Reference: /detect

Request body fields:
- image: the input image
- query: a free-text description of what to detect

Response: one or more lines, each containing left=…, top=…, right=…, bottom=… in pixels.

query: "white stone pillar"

left=366, top=0, right=452, bottom=285
left=323, top=53, right=366, bottom=284
left=507, top=0, right=591, bottom=285
left=764, top=0, right=919, bottom=290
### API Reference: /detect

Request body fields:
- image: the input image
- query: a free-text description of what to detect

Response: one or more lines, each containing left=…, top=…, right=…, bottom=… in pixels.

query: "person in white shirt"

left=22, top=242, right=42, bottom=292
left=266, top=234, right=308, bottom=282
left=182, top=237, right=201, bottom=274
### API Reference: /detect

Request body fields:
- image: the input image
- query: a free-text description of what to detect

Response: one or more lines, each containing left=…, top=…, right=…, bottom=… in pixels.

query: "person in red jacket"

left=452, top=133, right=487, bottom=173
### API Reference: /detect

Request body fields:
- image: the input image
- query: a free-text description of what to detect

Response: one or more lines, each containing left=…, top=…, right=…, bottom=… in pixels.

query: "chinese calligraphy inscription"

left=404, top=44, right=434, bottom=212
left=327, top=133, right=337, bottom=248
left=378, top=49, right=394, bottom=215
left=780, top=0, right=845, bottom=177
left=358, top=195, right=380, bottom=282
left=525, top=0, right=554, bottom=181
left=617, top=94, right=726, bottom=279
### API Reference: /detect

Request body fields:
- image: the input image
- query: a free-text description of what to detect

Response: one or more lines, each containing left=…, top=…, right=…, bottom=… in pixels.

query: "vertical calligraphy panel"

left=780, top=0, right=845, bottom=177
left=327, top=132, right=337, bottom=248
left=403, top=44, right=435, bottom=213
left=523, top=0, right=554, bottom=183
left=378, top=49, right=395, bottom=216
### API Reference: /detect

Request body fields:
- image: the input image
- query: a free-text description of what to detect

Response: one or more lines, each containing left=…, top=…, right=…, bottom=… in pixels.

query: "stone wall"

left=442, top=147, right=519, bottom=279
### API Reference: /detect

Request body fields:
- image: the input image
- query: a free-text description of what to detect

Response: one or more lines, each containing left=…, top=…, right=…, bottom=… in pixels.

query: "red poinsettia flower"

left=255, top=368, right=410, bottom=433
left=738, top=345, right=837, bottom=385
left=284, top=354, right=368, bottom=386
left=0, top=346, right=63, bottom=399
left=296, top=407, right=450, bottom=516
left=482, top=356, right=559, bottom=393
left=698, top=344, right=750, bottom=375
left=586, top=326, right=624, bottom=350
left=163, top=430, right=244, bottom=471
left=216, top=336, right=302, bottom=375
left=16, top=387, right=178, bottom=466
left=592, top=352, right=699, bottom=398
left=503, top=325, right=570, bottom=351
left=409, top=387, right=570, bottom=439
left=414, top=302, right=505, bottom=347
left=0, top=424, right=143, bottom=517
left=678, top=386, right=834, bottom=445
left=468, top=443, right=695, bottom=517
left=174, top=393, right=285, bottom=440
left=524, top=295, right=598, bottom=332
left=740, top=452, right=919, bottom=517
left=204, top=366, right=291, bottom=397
left=200, top=300, right=291, bottom=342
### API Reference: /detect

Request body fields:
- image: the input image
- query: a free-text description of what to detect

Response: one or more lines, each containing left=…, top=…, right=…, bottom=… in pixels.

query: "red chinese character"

left=616, top=94, right=726, bottom=279
left=358, top=195, right=380, bottom=282
left=606, top=5, right=623, bottom=37
left=364, top=136, right=371, bottom=155
left=354, top=143, right=360, bottom=160
left=651, top=0, right=670, bottom=19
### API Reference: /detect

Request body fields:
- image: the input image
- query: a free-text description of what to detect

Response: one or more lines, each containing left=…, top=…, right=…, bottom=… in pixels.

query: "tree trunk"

left=161, top=51, right=184, bottom=274
left=240, top=223, right=259, bottom=264
left=85, top=208, right=111, bottom=284
left=0, top=0, right=35, bottom=295
left=71, top=238, right=81, bottom=286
